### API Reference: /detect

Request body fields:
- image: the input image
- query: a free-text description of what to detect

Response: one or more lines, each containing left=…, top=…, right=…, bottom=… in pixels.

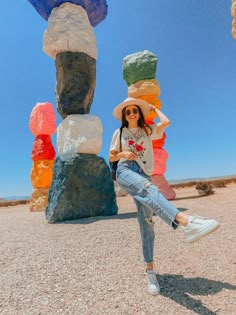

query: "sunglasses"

left=125, top=108, right=139, bottom=116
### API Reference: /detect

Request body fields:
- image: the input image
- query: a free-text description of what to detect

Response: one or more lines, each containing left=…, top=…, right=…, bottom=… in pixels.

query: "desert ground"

left=0, top=183, right=235, bottom=315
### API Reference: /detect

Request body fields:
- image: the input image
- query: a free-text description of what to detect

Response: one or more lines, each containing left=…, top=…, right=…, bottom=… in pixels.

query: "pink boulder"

left=152, top=148, right=168, bottom=175
left=29, top=102, right=56, bottom=136
left=151, top=175, right=176, bottom=200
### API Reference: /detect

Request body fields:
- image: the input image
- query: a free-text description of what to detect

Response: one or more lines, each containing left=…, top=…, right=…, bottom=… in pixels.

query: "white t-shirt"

left=109, top=125, right=163, bottom=176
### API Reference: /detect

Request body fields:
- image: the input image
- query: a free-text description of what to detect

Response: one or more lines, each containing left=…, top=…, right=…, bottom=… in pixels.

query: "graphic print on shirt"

left=124, top=132, right=147, bottom=164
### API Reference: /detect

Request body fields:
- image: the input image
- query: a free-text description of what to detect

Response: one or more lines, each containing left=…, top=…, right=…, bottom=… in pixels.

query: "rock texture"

left=128, top=79, right=160, bottom=98
left=232, top=0, right=236, bottom=39
left=30, top=188, right=49, bottom=211
left=43, top=3, right=97, bottom=60
left=123, top=50, right=158, bottom=86
left=152, top=148, right=168, bottom=175
left=31, top=160, right=54, bottom=188
left=29, top=102, right=56, bottom=136
left=55, top=52, right=96, bottom=118
left=151, top=175, right=176, bottom=200
left=46, top=154, right=118, bottom=223
left=31, top=135, right=56, bottom=161
left=57, top=114, right=102, bottom=161
left=27, top=0, right=108, bottom=27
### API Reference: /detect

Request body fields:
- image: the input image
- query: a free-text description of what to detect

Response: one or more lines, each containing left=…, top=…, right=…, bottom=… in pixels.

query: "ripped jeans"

left=116, top=160, right=179, bottom=263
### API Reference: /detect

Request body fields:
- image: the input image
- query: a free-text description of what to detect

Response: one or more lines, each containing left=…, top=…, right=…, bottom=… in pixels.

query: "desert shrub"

left=196, top=182, right=215, bottom=196
left=213, top=181, right=226, bottom=188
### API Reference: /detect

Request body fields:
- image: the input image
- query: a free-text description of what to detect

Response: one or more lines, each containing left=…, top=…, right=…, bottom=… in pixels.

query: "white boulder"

left=57, top=114, right=102, bottom=160
left=43, top=2, right=97, bottom=60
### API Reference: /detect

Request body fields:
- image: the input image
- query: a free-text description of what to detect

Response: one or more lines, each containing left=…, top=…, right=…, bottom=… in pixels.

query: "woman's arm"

left=150, top=106, right=171, bottom=134
left=109, top=150, right=137, bottom=162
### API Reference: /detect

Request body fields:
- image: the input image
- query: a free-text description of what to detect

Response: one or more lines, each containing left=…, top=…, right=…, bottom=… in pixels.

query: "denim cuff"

left=172, top=219, right=179, bottom=230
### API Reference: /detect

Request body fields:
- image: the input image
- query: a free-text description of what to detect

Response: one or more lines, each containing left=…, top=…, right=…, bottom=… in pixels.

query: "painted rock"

left=43, top=3, right=97, bottom=60
left=55, top=52, right=96, bottom=118
left=152, top=133, right=166, bottom=149
left=151, top=175, right=176, bottom=200
left=30, top=188, right=49, bottom=211
left=141, top=95, right=162, bottom=122
left=31, top=135, right=56, bottom=161
left=57, top=114, right=102, bottom=160
left=152, top=148, right=168, bottom=175
left=29, top=102, right=56, bottom=136
left=123, top=50, right=158, bottom=86
left=128, top=79, right=160, bottom=98
left=27, top=0, right=108, bottom=27
left=232, top=1, right=236, bottom=16
left=45, top=154, right=118, bottom=223
left=31, top=160, right=54, bottom=188
left=233, top=28, right=236, bottom=39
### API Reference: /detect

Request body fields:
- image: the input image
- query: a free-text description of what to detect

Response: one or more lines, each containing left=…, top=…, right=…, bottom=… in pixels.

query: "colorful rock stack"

left=151, top=133, right=176, bottom=200
left=29, top=102, right=56, bottom=211
left=27, top=0, right=117, bottom=223
left=123, top=50, right=176, bottom=200
left=232, top=0, right=236, bottom=39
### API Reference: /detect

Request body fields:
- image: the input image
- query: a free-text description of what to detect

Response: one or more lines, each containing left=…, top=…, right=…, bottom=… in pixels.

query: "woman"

left=109, top=97, right=220, bottom=295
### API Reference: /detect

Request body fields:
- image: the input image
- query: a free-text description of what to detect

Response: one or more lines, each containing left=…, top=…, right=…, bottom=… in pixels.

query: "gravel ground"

left=0, top=184, right=235, bottom=315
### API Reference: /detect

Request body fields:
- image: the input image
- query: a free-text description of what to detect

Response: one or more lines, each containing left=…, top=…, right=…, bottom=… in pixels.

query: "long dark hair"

left=121, top=105, right=152, bottom=136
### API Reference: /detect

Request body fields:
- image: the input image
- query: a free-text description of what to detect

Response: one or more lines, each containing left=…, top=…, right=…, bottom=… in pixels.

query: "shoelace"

left=146, top=271, right=157, bottom=284
left=190, top=215, right=207, bottom=224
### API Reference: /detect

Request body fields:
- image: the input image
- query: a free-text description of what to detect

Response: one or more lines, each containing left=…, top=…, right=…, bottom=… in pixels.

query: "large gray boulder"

left=55, top=52, right=96, bottom=118
left=45, top=154, right=118, bottom=223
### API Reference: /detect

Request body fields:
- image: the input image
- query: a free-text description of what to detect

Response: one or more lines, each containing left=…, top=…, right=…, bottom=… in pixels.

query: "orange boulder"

left=31, top=160, right=54, bottom=188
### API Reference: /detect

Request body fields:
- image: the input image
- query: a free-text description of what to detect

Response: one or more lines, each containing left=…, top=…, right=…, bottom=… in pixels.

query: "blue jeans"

left=116, top=161, right=179, bottom=263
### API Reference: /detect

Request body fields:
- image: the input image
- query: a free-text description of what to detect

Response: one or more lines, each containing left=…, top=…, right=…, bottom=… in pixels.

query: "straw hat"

left=113, top=97, right=151, bottom=121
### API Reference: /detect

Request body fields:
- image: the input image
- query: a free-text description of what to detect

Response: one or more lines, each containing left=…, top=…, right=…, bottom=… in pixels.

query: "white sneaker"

left=146, top=270, right=160, bottom=295
left=183, top=215, right=220, bottom=243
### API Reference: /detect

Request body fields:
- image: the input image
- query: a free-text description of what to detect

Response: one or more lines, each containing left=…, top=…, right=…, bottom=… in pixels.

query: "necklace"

left=128, top=128, right=141, bottom=141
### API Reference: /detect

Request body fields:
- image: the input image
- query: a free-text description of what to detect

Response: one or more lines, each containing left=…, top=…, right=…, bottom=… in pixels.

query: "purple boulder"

left=27, top=0, right=108, bottom=26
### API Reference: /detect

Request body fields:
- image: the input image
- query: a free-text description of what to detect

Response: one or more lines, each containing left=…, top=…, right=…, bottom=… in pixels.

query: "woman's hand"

left=149, top=105, right=157, bottom=112
left=121, top=151, right=138, bottom=160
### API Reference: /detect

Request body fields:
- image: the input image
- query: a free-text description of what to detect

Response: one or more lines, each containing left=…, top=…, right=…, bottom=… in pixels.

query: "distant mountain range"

left=1, top=196, right=30, bottom=201
left=168, top=174, right=236, bottom=184
left=1, top=174, right=236, bottom=201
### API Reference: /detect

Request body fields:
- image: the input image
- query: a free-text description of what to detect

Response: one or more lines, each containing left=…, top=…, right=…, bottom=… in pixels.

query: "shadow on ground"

left=60, top=206, right=189, bottom=225
left=158, top=274, right=236, bottom=315
left=174, top=195, right=205, bottom=201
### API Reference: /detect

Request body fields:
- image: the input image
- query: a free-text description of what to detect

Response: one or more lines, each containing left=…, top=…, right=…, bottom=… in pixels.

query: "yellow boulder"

left=30, top=188, right=49, bottom=212
left=128, top=79, right=160, bottom=98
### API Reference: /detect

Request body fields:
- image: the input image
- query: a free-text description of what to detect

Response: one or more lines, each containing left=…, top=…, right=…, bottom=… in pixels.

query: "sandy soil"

left=0, top=184, right=235, bottom=315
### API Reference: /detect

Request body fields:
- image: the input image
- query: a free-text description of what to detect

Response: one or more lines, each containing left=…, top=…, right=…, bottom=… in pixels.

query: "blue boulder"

left=27, top=0, right=108, bottom=26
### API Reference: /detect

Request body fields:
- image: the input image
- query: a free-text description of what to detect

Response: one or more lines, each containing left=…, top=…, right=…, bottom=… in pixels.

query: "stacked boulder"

left=27, top=0, right=117, bottom=223
left=232, top=0, right=236, bottom=39
left=151, top=133, right=176, bottom=200
left=123, top=50, right=176, bottom=200
left=29, top=102, right=56, bottom=211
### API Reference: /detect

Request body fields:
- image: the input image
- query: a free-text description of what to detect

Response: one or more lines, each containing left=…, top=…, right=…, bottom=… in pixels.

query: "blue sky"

left=0, top=0, right=235, bottom=197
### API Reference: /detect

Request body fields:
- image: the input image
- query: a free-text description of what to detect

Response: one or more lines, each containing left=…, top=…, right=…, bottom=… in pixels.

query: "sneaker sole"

left=186, top=222, right=220, bottom=243
left=148, top=287, right=160, bottom=295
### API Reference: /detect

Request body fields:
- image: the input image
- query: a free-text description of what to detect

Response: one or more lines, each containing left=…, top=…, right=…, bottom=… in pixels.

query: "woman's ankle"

left=146, top=262, right=154, bottom=271
left=175, top=212, right=189, bottom=227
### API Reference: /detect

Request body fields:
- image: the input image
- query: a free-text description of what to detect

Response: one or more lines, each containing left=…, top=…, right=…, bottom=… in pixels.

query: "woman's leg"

left=135, top=199, right=160, bottom=295
left=117, top=163, right=219, bottom=243
left=135, top=199, right=155, bottom=265
left=117, top=165, right=179, bottom=229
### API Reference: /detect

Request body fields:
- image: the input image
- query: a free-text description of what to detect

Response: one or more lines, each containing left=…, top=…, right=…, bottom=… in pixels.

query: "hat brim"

left=113, top=98, right=151, bottom=121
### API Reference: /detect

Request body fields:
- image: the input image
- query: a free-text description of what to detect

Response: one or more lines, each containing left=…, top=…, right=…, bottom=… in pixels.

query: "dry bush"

left=196, top=182, right=215, bottom=196
left=213, top=181, right=226, bottom=188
